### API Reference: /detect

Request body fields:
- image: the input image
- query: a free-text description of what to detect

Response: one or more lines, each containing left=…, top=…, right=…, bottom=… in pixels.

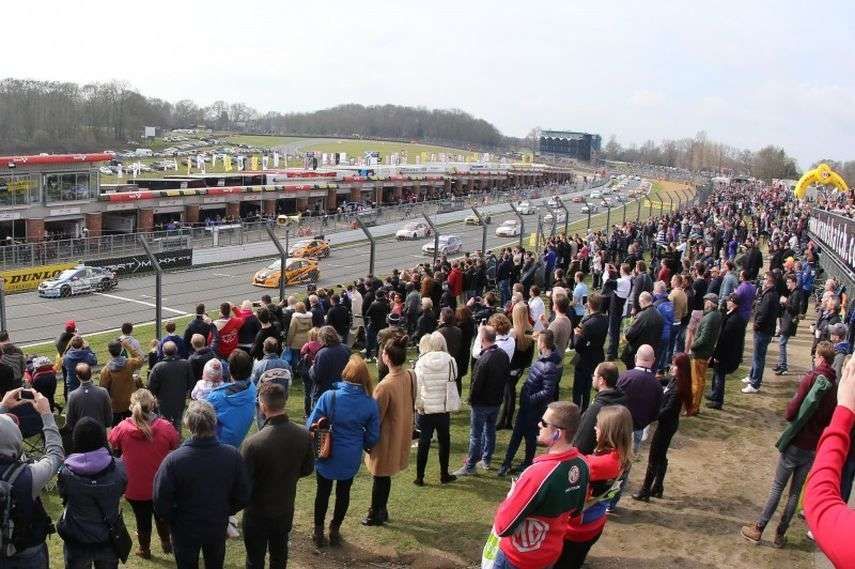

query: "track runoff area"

left=11, top=180, right=648, bottom=347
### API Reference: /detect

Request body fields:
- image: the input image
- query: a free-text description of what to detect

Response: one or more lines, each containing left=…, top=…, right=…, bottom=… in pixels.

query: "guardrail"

left=808, top=208, right=855, bottom=292
left=0, top=178, right=610, bottom=271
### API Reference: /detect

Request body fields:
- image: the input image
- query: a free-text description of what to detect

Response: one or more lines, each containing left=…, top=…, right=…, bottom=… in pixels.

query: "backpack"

left=258, top=367, right=292, bottom=392
left=0, top=463, right=28, bottom=557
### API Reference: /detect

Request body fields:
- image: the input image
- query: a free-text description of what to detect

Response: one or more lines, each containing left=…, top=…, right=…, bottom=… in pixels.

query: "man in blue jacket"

left=498, top=330, right=561, bottom=477
left=206, top=349, right=257, bottom=448
left=62, top=335, right=97, bottom=393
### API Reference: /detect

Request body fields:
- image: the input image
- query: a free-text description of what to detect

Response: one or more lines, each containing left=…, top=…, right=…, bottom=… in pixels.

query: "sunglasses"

left=539, top=419, right=562, bottom=430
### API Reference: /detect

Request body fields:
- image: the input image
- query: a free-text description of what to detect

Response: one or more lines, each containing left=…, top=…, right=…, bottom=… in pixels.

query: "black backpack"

left=0, top=463, right=26, bottom=557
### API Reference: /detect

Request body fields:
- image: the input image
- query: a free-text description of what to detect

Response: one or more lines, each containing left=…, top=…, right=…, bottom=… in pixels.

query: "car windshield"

left=293, top=240, right=311, bottom=248
left=265, top=260, right=282, bottom=270
left=56, top=270, right=77, bottom=280
left=403, top=223, right=421, bottom=230
left=502, top=220, right=516, bottom=226
left=439, top=236, right=454, bottom=243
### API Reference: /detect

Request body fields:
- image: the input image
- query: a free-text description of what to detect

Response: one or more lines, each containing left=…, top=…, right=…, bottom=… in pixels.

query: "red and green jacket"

left=494, top=448, right=589, bottom=569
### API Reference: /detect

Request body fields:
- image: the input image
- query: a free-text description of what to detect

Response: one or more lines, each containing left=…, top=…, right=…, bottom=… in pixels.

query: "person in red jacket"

left=558, top=404, right=633, bottom=569
left=741, top=341, right=838, bottom=548
left=805, top=353, right=855, bottom=568
left=490, top=401, right=588, bottom=569
left=108, top=388, right=180, bottom=559
left=209, top=302, right=245, bottom=359
left=447, top=262, right=464, bottom=305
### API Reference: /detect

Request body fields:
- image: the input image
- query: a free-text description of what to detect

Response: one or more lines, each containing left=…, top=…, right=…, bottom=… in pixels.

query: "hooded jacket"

left=108, top=416, right=179, bottom=501
left=57, top=448, right=127, bottom=545
left=309, top=343, right=351, bottom=402
left=286, top=312, right=314, bottom=350
left=206, top=380, right=257, bottom=448
left=189, top=346, right=216, bottom=382
left=414, top=350, right=458, bottom=415
left=520, top=350, right=562, bottom=412
left=573, top=388, right=628, bottom=455
left=209, top=307, right=245, bottom=358
left=63, top=347, right=98, bottom=391
left=0, top=343, right=24, bottom=383
left=100, top=347, right=144, bottom=413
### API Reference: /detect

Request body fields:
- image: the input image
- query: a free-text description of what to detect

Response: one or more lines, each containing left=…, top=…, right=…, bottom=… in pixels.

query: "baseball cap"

left=65, top=320, right=76, bottom=332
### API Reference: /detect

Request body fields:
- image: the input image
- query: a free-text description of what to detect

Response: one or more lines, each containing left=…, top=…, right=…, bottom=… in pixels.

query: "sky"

left=4, top=0, right=854, bottom=167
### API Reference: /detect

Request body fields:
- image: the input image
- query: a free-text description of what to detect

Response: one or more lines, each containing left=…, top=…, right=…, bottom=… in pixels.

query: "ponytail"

left=129, top=389, right=155, bottom=440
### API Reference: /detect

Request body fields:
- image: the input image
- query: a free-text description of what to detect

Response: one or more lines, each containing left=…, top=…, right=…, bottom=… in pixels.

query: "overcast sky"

left=5, top=0, right=853, bottom=166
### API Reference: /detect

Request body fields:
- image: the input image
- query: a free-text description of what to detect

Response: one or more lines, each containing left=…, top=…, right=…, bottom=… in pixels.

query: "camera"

left=18, top=389, right=35, bottom=400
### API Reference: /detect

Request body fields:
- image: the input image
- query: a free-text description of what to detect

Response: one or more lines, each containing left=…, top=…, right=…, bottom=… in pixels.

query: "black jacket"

left=148, top=357, right=194, bottom=423
left=712, top=310, right=747, bottom=374
left=753, top=286, right=778, bottom=335
left=437, top=323, right=463, bottom=369
left=657, top=376, right=682, bottom=431
left=573, top=387, right=628, bottom=454
left=743, top=247, right=763, bottom=280
left=154, top=436, right=250, bottom=543
left=326, top=303, right=350, bottom=340
left=366, top=299, right=390, bottom=329
left=188, top=347, right=216, bottom=382
left=183, top=316, right=213, bottom=350
left=623, top=305, right=664, bottom=367
left=416, top=310, right=437, bottom=341
left=240, top=414, right=314, bottom=522
left=469, top=344, right=510, bottom=407
left=57, top=453, right=127, bottom=545
left=571, top=312, right=608, bottom=369
left=781, top=289, right=802, bottom=337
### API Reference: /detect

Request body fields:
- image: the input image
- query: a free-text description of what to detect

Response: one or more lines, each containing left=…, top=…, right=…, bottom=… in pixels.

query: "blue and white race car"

left=38, top=266, right=118, bottom=298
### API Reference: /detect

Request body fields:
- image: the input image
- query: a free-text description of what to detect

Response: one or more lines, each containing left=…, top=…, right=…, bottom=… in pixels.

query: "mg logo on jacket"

left=512, top=518, right=548, bottom=552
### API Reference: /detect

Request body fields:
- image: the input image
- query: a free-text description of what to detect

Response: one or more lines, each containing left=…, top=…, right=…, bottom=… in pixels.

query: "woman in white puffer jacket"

left=413, top=332, right=458, bottom=486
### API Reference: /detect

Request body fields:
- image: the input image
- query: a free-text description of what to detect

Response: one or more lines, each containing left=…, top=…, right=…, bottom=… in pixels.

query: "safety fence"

left=808, top=208, right=855, bottom=293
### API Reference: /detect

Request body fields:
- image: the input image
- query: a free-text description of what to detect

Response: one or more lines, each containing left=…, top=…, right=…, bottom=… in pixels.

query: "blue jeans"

left=749, top=331, right=772, bottom=389
left=492, top=548, right=521, bottom=569
left=501, top=406, right=538, bottom=469
left=499, top=280, right=511, bottom=307
left=777, top=334, right=790, bottom=370
left=0, top=544, right=48, bottom=569
left=710, top=366, right=727, bottom=406
left=758, top=445, right=815, bottom=534
left=465, top=405, right=500, bottom=470
left=366, top=325, right=379, bottom=358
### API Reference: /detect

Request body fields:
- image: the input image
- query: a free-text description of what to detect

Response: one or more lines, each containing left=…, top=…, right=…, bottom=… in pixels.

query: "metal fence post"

left=536, top=213, right=543, bottom=253
left=355, top=216, right=376, bottom=277
left=605, top=205, right=612, bottom=235
left=648, top=196, right=654, bottom=219
left=668, top=195, right=673, bottom=213
left=659, top=194, right=664, bottom=217
left=509, top=203, right=525, bottom=249
left=636, top=198, right=642, bottom=221
left=0, top=278, right=6, bottom=332
left=470, top=206, right=488, bottom=254
left=555, top=196, right=569, bottom=235
left=422, top=213, right=439, bottom=266
left=676, top=194, right=682, bottom=211
left=622, top=202, right=627, bottom=224
left=138, top=237, right=163, bottom=340
left=264, top=225, right=289, bottom=302
left=585, top=201, right=592, bottom=230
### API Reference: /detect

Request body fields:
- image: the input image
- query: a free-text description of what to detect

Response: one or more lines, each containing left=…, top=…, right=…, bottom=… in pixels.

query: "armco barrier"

left=0, top=262, right=77, bottom=293
left=87, top=249, right=193, bottom=276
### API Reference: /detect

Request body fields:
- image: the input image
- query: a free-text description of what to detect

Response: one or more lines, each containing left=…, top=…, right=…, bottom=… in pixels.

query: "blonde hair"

left=419, top=331, right=448, bottom=354
left=595, top=405, right=634, bottom=473
left=130, top=389, right=156, bottom=441
left=511, top=302, right=533, bottom=351
left=488, top=312, right=512, bottom=335
left=308, top=327, right=320, bottom=342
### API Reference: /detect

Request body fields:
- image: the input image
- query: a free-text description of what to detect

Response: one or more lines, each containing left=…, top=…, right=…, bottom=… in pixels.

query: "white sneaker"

left=741, top=385, right=760, bottom=394
left=476, top=460, right=492, bottom=471
left=227, top=516, right=240, bottom=538
left=741, top=376, right=751, bottom=384
left=806, top=530, right=814, bottom=541
left=452, top=465, right=475, bottom=476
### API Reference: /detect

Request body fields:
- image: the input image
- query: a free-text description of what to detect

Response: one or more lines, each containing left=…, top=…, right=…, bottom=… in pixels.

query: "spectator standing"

left=63, top=336, right=98, bottom=393
left=183, top=304, right=212, bottom=349
left=191, top=358, right=225, bottom=401
left=188, top=334, right=216, bottom=382
left=708, top=294, right=747, bottom=410
left=363, top=336, right=415, bottom=526
left=210, top=303, right=245, bottom=359
left=455, top=306, right=477, bottom=389
left=148, top=342, right=194, bottom=432
left=153, top=401, right=251, bottom=569
left=499, top=302, right=535, bottom=430
left=621, top=292, right=664, bottom=370
left=0, top=388, right=63, bottom=567
left=326, top=294, right=350, bottom=344
left=775, top=274, right=803, bottom=376
left=236, top=300, right=260, bottom=354
left=206, top=350, right=257, bottom=449
left=688, top=293, right=723, bottom=415
left=308, top=356, right=380, bottom=547
left=413, top=332, right=458, bottom=485
left=454, top=325, right=511, bottom=476
left=571, top=294, right=609, bottom=412
left=250, top=308, right=279, bottom=361
left=0, top=331, right=24, bottom=383
left=241, top=383, right=314, bottom=568
left=545, top=295, right=574, bottom=357
left=309, top=326, right=351, bottom=407
left=108, top=389, right=180, bottom=560
left=57, top=418, right=127, bottom=569
left=250, top=336, right=291, bottom=384
left=742, top=341, right=838, bottom=548
left=66, top=363, right=113, bottom=432
left=157, top=321, right=189, bottom=361
left=100, top=338, right=144, bottom=426
left=119, top=323, right=142, bottom=355
left=571, top=271, right=588, bottom=328
left=365, top=290, right=391, bottom=362
left=742, top=272, right=777, bottom=394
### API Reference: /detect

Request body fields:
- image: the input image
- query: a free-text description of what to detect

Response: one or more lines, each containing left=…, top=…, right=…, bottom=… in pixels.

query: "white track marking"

left=95, top=292, right=189, bottom=315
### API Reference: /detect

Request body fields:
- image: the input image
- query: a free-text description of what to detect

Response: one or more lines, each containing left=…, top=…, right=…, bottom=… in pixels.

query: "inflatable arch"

left=794, top=163, right=849, bottom=199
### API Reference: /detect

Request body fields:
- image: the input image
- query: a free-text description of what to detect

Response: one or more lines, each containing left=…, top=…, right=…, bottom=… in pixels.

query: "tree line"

left=0, top=79, right=505, bottom=153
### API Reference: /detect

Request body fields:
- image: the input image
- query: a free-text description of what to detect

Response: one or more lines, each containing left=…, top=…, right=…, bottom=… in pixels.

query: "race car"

left=581, top=204, right=599, bottom=214
left=395, top=221, right=432, bottom=240
left=252, top=257, right=320, bottom=288
left=422, top=235, right=464, bottom=256
left=288, top=238, right=330, bottom=258
left=464, top=213, right=492, bottom=225
left=38, top=265, right=118, bottom=298
left=571, top=195, right=584, bottom=203
left=516, top=201, right=536, bottom=215
left=495, top=219, right=521, bottom=237
left=543, top=210, right=566, bottom=225
left=546, top=197, right=559, bottom=208
left=589, top=191, right=602, bottom=199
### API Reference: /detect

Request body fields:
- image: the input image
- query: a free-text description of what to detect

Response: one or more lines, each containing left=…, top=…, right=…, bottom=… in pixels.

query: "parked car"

left=422, top=235, right=463, bottom=256
left=38, top=266, right=118, bottom=298
left=396, top=221, right=432, bottom=240
left=495, top=219, right=521, bottom=237
left=571, top=195, right=584, bottom=203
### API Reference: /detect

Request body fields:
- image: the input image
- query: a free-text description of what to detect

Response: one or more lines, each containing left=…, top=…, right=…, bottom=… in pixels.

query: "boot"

left=379, top=508, right=389, bottom=523
left=361, top=509, right=384, bottom=526
left=154, top=520, right=172, bottom=555
left=135, top=530, right=151, bottom=560
left=313, top=525, right=327, bottom=548
left=651, top=459, right=667, bottom=498
left=740, top=522, right=764, bottom=544
left=329, top=522, right=342, bottom=547
left=633, top=460, right=656, bottom=502
left=772, top=528, right=787, bottom=549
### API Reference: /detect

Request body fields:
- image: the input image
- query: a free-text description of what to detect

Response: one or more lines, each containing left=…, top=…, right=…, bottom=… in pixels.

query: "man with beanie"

left=241, top=383, right=314, bottom=568
left=154, top=400, right=250, bottom=569
left=100, top=338, right=144, bottom=426
left=57, top=417, right=127, bottom=568
left=0, top=387, right=62, bottom=567
left=66, top=363, right=113, bottom=433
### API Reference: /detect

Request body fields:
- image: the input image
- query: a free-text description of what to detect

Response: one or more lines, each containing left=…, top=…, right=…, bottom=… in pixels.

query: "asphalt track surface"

left=11, top=182, right=643, bottom=347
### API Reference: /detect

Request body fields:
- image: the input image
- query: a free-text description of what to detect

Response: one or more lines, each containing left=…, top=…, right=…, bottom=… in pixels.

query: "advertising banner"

left=0, top=262, right=77, bottom=293
left=87, top=249, right=192, bottom=276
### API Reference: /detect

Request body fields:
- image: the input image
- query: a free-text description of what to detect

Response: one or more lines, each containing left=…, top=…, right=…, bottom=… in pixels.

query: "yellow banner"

left=224, top=156, right=233, bottom=172
left=1, top=262, right=77, bottom=293
left=250, top=156, right=259, bottom=171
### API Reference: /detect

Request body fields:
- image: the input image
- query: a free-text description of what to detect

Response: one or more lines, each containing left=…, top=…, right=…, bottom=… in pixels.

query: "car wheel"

left=98, top=279, right=111, bottom=292
left=60, top=285, right=71, bottom=298
left=308, top=270, right=319, bottom=283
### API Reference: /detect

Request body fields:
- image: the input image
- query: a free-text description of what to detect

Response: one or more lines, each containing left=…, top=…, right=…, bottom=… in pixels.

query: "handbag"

left=311, top=391, right=336, bottom=459
left=408, top=370, right=420, bottom=440
left=445, top=361, right=461, bottom=412
left=94, top=498, right=132, bottom=564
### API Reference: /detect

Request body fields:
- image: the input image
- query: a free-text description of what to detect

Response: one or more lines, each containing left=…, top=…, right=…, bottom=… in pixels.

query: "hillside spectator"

left=365, top=290, right=390, bottom=362
left=108, top=389, right=180, bottom=560
left=119, top=322, right=142, bottom=355
left=148, top=341, right=194, bottom=432
left=188, top=333, right=216, bottom=382
left=63, top=335, right=98, bottom=393
left=241, top=383, right=314, bottom=568
left=326, top=294, right=350, bottom=343
left=158, top=320, right=189, bottom=360
left=688, top=293, right=722, bottom=415
left=621, top=292, right=664, bottom=370
left=0, top=331, right=24, bottom=383
left=415, top=297, right=437, bottom=341
left=308, top=355, right=380, bottom=547
left=100, top=338, right=144, bottom=425
left=708, top=294, right=747, bottom=410
left=206, top=349, right=257, bottom=448
left=286, top=302, right=313, bottom=361
left=742, top=272, right=777, bottom=394
left=310, top=326, right=350, bottom=406
left=571, top=294, right=609, bottom=412
left=251, top=336, right=291, bottom=384
left=210, top=302, right=245, bottom=359
left=545, top=294, right=574, bottom=356
left=250, top=307, right=279, bottom=361
left=66, top=363, right=112, bottom=432
left=183, top=304, right=212, bottom=349
left=775, top=274, right=803, bottom=376
left=153, top=400, right=251, bottom=569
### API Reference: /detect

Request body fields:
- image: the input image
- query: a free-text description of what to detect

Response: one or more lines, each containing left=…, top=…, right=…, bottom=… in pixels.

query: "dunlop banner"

left=0, top=262, right=77, bottom=294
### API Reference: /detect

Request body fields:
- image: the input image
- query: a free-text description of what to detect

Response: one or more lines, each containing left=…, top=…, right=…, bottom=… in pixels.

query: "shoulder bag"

left=445, top=360, right=461, bottom=413
left=311, top=391, right=336, bottom=459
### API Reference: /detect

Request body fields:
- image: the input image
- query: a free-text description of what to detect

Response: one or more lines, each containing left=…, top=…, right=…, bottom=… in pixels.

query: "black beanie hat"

left=73, top=417, right=107, bottom=454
